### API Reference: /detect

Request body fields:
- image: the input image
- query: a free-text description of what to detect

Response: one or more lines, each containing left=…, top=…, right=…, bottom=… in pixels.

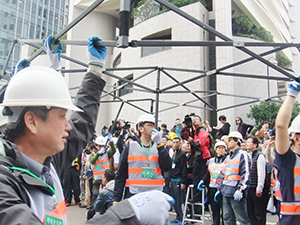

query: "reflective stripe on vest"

left=208, top=157, right=225, bottom=188
left=273, top=168, right=282, bottom=201
left=92, top=152, right=109, bottom=181
left=281, top=202, right=300, bottom=215
left=43, top=199, right=67, bottom=224
left=280, top=154, right=300, bottom=215
left=126, top=141, right=164, bottom=194
left=223, top=152, right=242, bottom=187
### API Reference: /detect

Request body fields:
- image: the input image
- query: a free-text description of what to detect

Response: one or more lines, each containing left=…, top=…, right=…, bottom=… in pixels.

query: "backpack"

left=200, top=127, right=216, bottom=157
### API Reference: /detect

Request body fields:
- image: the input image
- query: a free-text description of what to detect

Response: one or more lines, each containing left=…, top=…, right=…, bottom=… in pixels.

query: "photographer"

left=116, top=120, right=138, bottom=154
left=187, top=115, right=211, bottom=203
left=181, top=113, right=195, bottom=141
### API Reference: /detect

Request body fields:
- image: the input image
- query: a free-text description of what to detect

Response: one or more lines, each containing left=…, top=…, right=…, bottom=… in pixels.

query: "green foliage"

left=252, top=27, right=274, bottom=43
left=232, top=14, right=274, bottom=42
left=170, top=0, right=205, bottom=8
left=232, top=14, right=253, bottom=34
left=131, top=0, right=160, bottom=20
left=246, top=101, right=300, bottom=130
left=276, top=53, right=292, bottom=69
left=132, top=0, right=206, bottom=22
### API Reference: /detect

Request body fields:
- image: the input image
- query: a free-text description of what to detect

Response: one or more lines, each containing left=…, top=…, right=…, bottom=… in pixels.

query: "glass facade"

left=0, top=0, right=69, bottom=72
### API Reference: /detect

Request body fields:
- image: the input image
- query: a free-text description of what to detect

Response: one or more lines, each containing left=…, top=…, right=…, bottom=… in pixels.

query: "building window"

left=141, top=29, right=171, bottom=57
left=113, top=53, right=121, bottom=68
left=117, top=74, right=133, bottom=97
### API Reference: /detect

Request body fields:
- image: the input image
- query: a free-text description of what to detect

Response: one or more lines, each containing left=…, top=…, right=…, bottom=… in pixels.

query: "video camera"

left=182, top=113, right=195, bottom=140
left=183, top=113, right=195, bottom=129
left=123, top=121, right=131, bottom=130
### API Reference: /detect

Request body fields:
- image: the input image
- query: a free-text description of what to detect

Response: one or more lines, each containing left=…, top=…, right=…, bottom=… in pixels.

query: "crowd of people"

left=0, top=34, right=299, bottom=225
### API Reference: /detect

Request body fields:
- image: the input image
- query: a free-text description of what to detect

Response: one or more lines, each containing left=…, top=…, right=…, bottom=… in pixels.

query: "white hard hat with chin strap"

left=1, top=66, right=83, bottom=123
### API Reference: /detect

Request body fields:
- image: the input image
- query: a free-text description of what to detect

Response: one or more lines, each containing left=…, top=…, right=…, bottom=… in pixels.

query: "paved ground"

left=66, top=200, right=279, bottom=225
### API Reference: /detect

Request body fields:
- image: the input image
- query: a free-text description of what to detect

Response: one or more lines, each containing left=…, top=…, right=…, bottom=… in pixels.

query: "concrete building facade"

left=20, top=0, right=300, bottom=132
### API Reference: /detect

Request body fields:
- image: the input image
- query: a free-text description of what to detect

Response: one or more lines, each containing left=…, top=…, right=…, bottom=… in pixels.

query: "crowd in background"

left=70, top=113, right=280, bottom=225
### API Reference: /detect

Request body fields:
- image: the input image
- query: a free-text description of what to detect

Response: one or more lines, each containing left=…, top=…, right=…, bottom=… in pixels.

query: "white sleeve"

left=256, top=154, right=266, bottom=192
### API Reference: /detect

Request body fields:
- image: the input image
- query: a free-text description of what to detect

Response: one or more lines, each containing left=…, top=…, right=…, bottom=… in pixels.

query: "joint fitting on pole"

left=233, top=41, right=244, bottom=47
left=206, top=69, right=216, bottom=76
left=131, top=40, right=138, bottom=47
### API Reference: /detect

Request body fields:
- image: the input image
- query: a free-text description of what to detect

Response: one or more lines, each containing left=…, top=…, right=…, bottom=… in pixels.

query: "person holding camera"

left=187, top=115, right=211, bottom=203
left=113, top=113, right=172, bottom=203
left=87, top=136, right=116, bottom=220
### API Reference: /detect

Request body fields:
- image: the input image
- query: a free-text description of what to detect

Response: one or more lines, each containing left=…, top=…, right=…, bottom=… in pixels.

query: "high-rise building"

left=0, top=0, right=69, bottom=72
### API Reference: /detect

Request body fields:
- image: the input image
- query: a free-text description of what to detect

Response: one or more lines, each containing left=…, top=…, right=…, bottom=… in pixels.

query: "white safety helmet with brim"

left=288, top=115, right=300, bottom=139
left=214, top=141, right=227, bottom=150
left=95, top=136, right=107, bottom=145
left=228, top=131, right=243, bottom=142
left=1, top=66, right=83, bottom=123
left=136, top=113, right=155, bottom=127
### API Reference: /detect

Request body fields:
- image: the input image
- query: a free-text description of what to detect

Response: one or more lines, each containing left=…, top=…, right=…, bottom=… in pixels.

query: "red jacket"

left=192, top=127, right=211, bottom=159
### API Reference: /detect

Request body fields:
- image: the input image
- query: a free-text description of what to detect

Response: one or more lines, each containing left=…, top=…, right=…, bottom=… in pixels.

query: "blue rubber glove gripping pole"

left=87, top=36, right=107, bottom=68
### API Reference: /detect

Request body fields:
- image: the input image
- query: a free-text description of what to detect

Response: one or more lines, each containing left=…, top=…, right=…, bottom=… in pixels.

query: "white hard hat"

left=228, top=131, right=243, bottom=140
left=214, top=141, right=227, bottom=150
left=95, top=136, right=107, bottom=145
left=111, top=137, right=118, bottom=144
left=136, top=113, right=155, bottom=126
left=1, top=66, right=82, bottom=117
left=288, top=115, right=300, bottom=135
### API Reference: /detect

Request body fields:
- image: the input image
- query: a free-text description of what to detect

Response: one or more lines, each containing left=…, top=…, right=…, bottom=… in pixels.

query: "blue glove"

left=197, top=180, right=205, bottom=191
left=288, top=76, right=300, bottom=98
left=233, top=190, right=243, bottom=201
left=42, top=35, right=62, bottom=71
left=85, top=170, right=93, bottom=177
left=151, top=128, right=162, bottom=145
left=87, top=36, right=107, bottom=68
left=128, top=190, right=174, bottom=225
left=214, top=191, right=221, bottom=202
left=14, top=58, right=30, bottom=76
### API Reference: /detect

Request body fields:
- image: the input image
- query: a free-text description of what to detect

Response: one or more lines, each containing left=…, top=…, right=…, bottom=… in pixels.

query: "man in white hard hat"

left=0, top=36, right=175, bottom=225
left=87, top=135, right=116, bottom=219
left=0, top=34, right=109, bottom=224
left=216, top=131, right=251, bottom=225
left=273, top=76, right=300, bottom=224
left=113, top=113, right=172, bottom=203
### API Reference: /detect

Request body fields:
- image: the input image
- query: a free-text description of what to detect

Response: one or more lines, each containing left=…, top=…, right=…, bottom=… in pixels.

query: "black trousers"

left=208, top=187, right=224, bottom=225
left=170, top=181, right=185, bottom=221
left=63, top=167, right=80, bottom=204
left=87, top=182, right=100, bottom=220
left=192, top=156, right=208, bottom=201
left=247, top=187, right=270, bottom=225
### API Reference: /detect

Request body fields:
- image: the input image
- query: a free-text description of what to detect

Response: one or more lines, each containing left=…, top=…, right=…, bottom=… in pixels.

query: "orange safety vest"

left=126, top=141, right=164, bottom=194
left=208, top=157, right=226, bottom=188
left=272, top=168, right=282, bottom=201
left=222, top=153, right=245, bottom=187
left=91, top=151, right=110, bottom=181
left=280, top=154, right=300, bottom=215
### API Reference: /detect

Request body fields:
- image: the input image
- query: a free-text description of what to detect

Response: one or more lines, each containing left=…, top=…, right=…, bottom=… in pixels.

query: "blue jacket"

left=94, top=180, right=114, bottom=214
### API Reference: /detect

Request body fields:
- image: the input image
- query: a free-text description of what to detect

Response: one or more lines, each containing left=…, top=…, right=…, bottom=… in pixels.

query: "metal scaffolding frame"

left=1, top=0, right=299, bottom=126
